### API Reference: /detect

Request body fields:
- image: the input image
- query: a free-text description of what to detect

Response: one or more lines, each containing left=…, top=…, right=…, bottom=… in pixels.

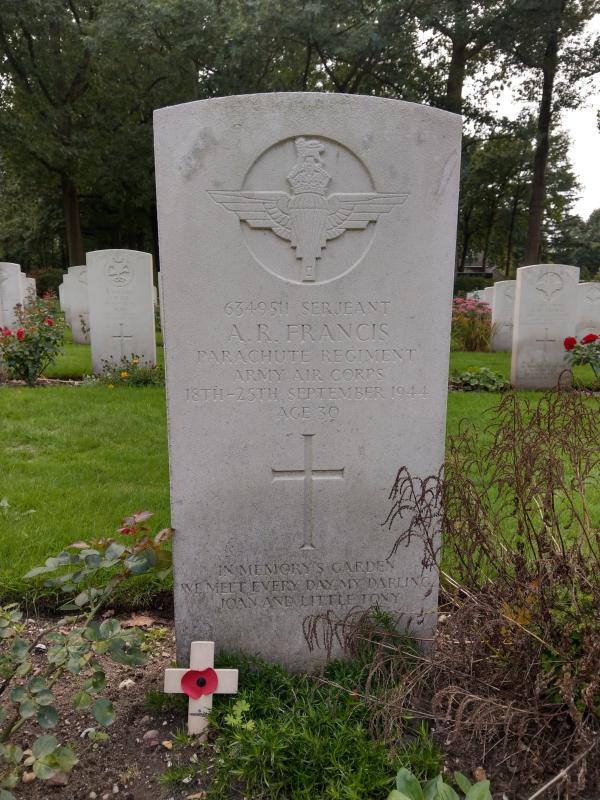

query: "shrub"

left=0, top=293, right=64, bottom=385
left=96, top=355, right=164, bottom=386
left=388, top=767, right=491, bottom=800
left=451, top=297, right=492, bottom=352
left=564, top=332, right=600, bottom=384
left=0, top=512, right=172, bottom=797
left=450, top=367, right=509, bottom=392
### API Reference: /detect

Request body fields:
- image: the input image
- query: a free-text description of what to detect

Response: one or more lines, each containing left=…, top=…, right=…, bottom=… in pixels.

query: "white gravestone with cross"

left=576, top=282, right=600, bottom=340
left=511, top=264, right=579, bottom=390
left=0, top=263, right=25, bottom=329
left=164, top=641, right=238, bottom=734
left=491, top=280, right=515, bottom=352
left=154, top=93, right=462, bottom=669
left=65, top=265, right=90, bottom=344
left=86, top=249, right=157, bottom=373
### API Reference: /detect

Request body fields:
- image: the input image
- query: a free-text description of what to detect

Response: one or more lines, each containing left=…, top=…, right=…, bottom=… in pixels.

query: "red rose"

left=16, top=328, right=25, bottom=341
left=44, top=318, right=54, bottom=327
left=564, top=337, right=577, bottom=351
left=1, top=328, right=12, bottom=337
left=581, top=333, right=599, bottom=344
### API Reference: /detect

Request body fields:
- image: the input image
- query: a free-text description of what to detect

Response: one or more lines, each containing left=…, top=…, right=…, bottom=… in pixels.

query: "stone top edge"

left=153, top=92, right=462, bottom=125
left=516, top=263, right=579, bottom=271
left=86, top=249, right=152, bottom=257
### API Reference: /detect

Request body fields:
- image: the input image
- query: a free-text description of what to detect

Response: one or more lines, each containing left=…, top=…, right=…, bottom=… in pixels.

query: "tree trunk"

left=61, top=175, right=85, bottom=266
left=444, top=40, right=467, bottom=114
left=505, top=190, right=521, bottom=275
left=523, top=32, right=559, bottom=265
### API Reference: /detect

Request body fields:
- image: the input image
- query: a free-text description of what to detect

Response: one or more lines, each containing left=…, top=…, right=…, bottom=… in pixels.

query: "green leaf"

left=32, top=761, right=54, bottom=780
left=395, top=768, right=424, bottom=800
left=19, top=698, right=37, bottom=719
left=50, top=745, right=78, bottom=773
left=104, top=542, right=126, bottom=561
left=72, top=690, right=93, bottom=710
left=437, top=778, right=460, bottom=800
left=465, top=781, right=491, bottom=800
left=37, top=705, right=59, bottom=729
left=454, top=772, right=472, bottom=794
left=73, top=591, right=90, bottom=607
left=0, top=787, right=16, bottom=800
left=0, top=745, right=22, bottom=766
left=32, top=735, right=58, bottom=758
left=10, top=637, right=28, bottom=662
left=28, top=676, right=47, bottom=694
left=83, top=670, right=106, bottom=693
left=36, top=689, right=55, bottom=706
left=9, top=686, right=26, bottom=703
left=99, top=619, right=121, bottom=639
left=93, top=698, right=115, bottom=726
left=387, top=792, right=412, bottom=800
left=124, top=549, right=157, bottom=575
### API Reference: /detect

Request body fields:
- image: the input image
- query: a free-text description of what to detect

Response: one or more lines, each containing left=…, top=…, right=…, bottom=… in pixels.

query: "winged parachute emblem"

left=209, top=137, right=408, bottom=282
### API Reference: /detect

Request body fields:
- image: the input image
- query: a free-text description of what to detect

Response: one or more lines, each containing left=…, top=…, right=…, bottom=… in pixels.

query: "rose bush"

left=564, top=332, right=600, bottom=383
left=0, top=293, right=64, bottom=385
left=451, top=297, right=492, bottom=352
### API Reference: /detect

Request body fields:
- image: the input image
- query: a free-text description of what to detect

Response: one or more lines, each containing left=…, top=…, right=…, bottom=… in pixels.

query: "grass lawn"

left=0, top=347, right=597, bottom=607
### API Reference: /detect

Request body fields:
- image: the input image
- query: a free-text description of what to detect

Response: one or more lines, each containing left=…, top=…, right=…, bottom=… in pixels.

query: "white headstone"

left=66, top=265, right=90, bottom=344
left=154, top=93, right=462, bottom=668
left=0, top=263, right=25, bottom=328
left=576, top=282, right=600, bottom=339
left=24, top=277, right=36, bottom=299
left=511, top=264, right=579, bottom=390
left=58, top=281, right=71, bottom=327
left=491, top=280, right=515, bottom=352
left=482, top=286, right=494, bottom=307
left=86, top=249, right=156, bottom=373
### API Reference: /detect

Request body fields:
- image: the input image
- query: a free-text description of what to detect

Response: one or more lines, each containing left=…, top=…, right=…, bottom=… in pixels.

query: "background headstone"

left=576, top=282, right=600, bottom=339
left=66, top=265, right=90, bottom=344
left=482, top=286, right=494, bottom=307
left=24, top=277, right=36, bottom=298
left=491, top=280, right=515, bottom=352
left=511, top=264, right=579, bottom=389
left=0, top=263, right=24, bottom=328
left=58, top=281, right=71, bottom=327
left=154, top=93, right=462, bottom=669
left=86, top=249, right=156, bottom=373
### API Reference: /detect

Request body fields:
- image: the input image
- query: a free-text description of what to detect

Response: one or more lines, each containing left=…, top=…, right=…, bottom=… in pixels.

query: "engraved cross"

left=536, top=328, right=556, bottom=353
left=112, top=323, right=133, bottom=358
left=272, top=434, right=344, bottom=550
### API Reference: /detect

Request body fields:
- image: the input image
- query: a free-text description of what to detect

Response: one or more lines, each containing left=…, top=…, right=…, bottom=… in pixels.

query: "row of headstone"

left=467, top=265, right=599, bottom=389
left=0, top=263, right=37, bottom=328
left=57, top=250, right=157, bottom=372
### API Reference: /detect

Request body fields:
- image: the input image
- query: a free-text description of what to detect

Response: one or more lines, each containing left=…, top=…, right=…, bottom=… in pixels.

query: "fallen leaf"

left=186, top=793, right=206, bottom=799
left=121, top=614, right=156, bottom=628
left=161, top=740, right=173, bottom=750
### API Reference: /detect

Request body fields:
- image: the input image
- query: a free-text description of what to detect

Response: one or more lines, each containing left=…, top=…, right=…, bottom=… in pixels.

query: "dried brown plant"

left=305, top=390, right=600, bottom=795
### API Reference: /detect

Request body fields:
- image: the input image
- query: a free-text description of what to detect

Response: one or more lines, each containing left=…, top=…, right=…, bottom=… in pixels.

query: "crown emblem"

left=210, top=136, right=408, bottom=282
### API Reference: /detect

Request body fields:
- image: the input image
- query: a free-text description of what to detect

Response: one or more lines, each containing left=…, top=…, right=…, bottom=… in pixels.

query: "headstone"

left=576, top=282, right=600, bottom=339
left=24, top=277, right=36, bottom=299
left=58, top=281, right=71, bottom=326
left=511, top=264, right=579, bottom=390
left=86, top=249, right=156, bottom=373
left=482, top=286, right=494, bottom=307
left=65, top=265, right=90, bottom=344
left=491, top=280, right=515, bottom=352
left=154, top=93, right=462, bottom=668
left=0, top=263, right=24, bottom=328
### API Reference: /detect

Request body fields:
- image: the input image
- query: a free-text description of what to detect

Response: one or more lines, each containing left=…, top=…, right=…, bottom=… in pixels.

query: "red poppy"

left=16, top=328, right=25, bottom=341
left=564, top=337, right=577, bottom=351
left=180, top=668, right=219, bottom=699
left=44, top=318, right=54, bottom=327
left=581, top=333, right=599, bottom=344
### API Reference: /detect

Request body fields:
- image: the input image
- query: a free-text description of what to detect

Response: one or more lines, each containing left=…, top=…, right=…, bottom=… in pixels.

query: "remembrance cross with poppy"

left=163, top=641, right=238, bottom=734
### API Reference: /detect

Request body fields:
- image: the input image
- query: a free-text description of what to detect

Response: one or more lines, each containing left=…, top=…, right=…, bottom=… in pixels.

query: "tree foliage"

left=0, top=0, right=597, bottom=272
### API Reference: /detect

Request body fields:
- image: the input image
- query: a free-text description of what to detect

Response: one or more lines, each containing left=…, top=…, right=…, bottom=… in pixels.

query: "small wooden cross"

left=163, top=641, right=238, bottom=735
